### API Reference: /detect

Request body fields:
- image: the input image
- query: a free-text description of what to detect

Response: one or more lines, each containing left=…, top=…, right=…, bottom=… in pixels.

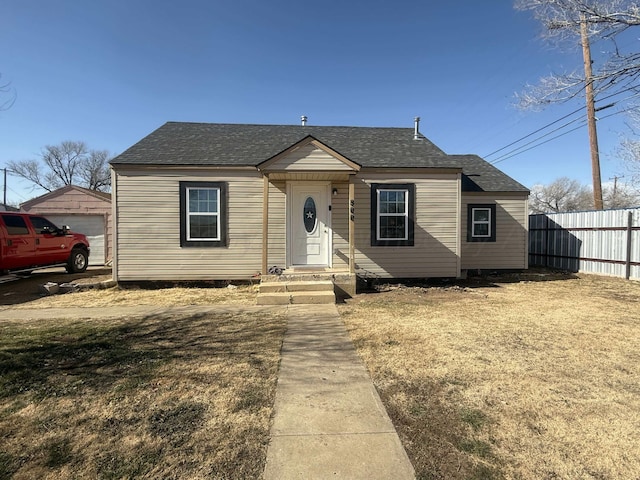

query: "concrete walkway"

left=263, top=304, right=415, bottom=479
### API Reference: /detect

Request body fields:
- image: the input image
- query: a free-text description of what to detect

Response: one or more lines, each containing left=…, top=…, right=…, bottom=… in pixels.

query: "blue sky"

left=1, top=0, right=636, bottom=204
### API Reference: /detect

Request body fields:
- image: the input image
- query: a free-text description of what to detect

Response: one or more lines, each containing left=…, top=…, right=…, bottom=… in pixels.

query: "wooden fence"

left=529, top=208, right=640, bottom=280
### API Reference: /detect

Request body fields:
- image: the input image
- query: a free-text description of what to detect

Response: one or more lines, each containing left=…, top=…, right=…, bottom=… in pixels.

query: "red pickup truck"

left=0, top=212, right=90, bottom=274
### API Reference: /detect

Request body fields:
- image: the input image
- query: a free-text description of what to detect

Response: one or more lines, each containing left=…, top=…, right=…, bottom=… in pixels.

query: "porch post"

left=349, top=180, right=355, bottom=274
left=262, top=175, right=269, bottom=275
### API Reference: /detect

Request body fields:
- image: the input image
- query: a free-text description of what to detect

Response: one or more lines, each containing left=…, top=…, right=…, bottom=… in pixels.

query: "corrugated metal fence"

left=529, top=208, right=640, bottom=280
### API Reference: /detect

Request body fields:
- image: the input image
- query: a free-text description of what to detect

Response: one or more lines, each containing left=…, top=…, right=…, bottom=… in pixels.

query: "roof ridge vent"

left=413, top=116, right=421, bottom=140
left=301, top=115, right=307, bottom=126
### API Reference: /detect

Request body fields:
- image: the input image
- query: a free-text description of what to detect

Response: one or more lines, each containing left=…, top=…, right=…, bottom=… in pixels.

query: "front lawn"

left=0, top=308, right=285, bottom=479
left=3, top=269, right=639, bottom=479
left=339, top=272, right=640, bottom=479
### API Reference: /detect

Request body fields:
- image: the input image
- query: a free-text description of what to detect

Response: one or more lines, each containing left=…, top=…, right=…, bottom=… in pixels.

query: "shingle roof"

left=111, top=122, right=529, bottom=193
left=455, top=155, right=529, bottom=193
left=112, top=122, right=457, bottom=168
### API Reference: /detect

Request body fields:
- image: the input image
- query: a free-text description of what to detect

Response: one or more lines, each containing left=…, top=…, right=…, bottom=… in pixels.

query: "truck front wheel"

left=66, top=248, right=88, bottom=273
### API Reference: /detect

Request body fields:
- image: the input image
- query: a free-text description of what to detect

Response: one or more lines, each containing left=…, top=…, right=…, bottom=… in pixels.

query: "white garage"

left=46, top=214, right=106, bottom=266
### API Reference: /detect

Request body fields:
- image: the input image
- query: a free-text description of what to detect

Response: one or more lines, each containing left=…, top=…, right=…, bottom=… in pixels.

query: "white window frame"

left=471, top=207, right=492, bottom=238
left=377, top=188, right=409, bottom=241
left=186, top=187, right=221, bottom=241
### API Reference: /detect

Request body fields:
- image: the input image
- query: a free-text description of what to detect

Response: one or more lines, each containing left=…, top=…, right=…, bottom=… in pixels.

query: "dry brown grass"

left=13, top=283, right=259, bottom=309
left=339, top=272, right=640, bottom=480
left=0, top=307, right=285, bottom=479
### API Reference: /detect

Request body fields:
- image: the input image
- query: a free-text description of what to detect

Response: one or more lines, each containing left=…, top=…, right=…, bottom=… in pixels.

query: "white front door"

left=289, top=183, right=330, bottom=266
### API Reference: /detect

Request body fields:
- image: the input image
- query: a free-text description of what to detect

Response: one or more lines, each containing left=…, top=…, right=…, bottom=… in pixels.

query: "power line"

left=489, top=114, right=588, bottom=163
left=491, top=122, right=588, bottom=165
left=491, top=115, right=585, bottom=163
left=484, top=105, right=585, bottom=159
left=5, top=185, right=28, bottom=203
left=488, top=99, right=630, bottom=164
left=491, top=121, right=588, bottom=165
left=489, top=105, right=635, bottom=165
left=484, top=85, right=640, bottom=161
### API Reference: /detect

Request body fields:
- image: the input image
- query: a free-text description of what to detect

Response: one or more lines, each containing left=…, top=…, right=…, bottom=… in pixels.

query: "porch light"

left=332, top=188, right=338, bottom=196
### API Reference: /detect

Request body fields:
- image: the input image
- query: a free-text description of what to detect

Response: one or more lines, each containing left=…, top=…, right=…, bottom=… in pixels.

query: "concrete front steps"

left=257, top=278, right=336, bottom=305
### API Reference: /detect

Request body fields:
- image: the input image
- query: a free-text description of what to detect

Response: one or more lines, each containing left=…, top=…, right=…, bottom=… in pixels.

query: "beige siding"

left=269, top=145, right=353, bottom=171
left=266, top=180, right=286, bottom=267
left=331, top=181, right=350, bottom=269
left=115, top=168, right=526, bottom=281
left=115, top=169, right=263, bottom=281
left=353, top=173, right=460, bottom=278
left=461, top=193, right=528, bottom=270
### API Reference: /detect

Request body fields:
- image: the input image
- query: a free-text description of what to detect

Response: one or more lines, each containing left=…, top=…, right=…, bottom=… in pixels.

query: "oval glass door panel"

left=303, top=197, right=317, bottom=234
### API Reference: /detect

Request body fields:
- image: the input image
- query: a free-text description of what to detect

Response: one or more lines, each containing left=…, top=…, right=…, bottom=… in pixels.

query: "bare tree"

left=77, top=149, right=111, bottom=191
left=530, top=177, right=594, bottom=213
left=515, top=1, right=640, bottom=210
left=603, top=177, right=640, bottom=206
left=515, top=0, right=640, bottom=107
left=1, top=73, right=16, bottom=111
left=530, top=176, right=639, bottom=212
left=620, top=139, right=640, bottom=186
left=8, top=141, right=111, bottom=193
left=619, top=107, right=640, bottom=187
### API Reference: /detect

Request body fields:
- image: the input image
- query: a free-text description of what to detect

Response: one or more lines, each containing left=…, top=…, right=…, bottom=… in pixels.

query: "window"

left=370, top=183, right=415, bottom=246
left=467, top=204, right=496, bottom=242
left=179, top=182, right=228, bottom=247
left=1, top=214, right=29, bottom=235
left=30, top=216, right=60, bottom=234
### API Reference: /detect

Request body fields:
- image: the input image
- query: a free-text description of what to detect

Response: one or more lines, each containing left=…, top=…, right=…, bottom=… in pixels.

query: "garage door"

left=45, top=215, right=105, bottom=266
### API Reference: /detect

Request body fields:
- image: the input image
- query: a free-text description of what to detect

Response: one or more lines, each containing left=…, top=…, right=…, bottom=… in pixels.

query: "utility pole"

left=609, top=175, right=625, bottom=208
left=580, top=13, right=604, bottom=210
left=3, top=168, right=6, bottom=206
left=611, top=175, right=620, bottom=196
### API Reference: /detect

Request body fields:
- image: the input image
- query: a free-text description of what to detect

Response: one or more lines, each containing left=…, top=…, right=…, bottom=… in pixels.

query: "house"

left=0, top=203, right=19, bottom=212
left=20, top=185, right=112, bottom=265
left=110, top=120, right=529, bottom=296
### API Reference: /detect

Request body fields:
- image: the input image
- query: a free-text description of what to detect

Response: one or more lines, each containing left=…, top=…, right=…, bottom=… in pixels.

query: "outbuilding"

left=21, top=185, right=112, bottom=265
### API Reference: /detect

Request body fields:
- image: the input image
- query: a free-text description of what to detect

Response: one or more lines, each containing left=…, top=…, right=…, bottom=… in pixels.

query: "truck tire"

left=66, top=248, right=88, bottom=273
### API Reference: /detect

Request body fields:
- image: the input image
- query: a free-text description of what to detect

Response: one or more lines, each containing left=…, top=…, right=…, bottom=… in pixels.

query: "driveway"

left=0, top=267, right=112, bottom=306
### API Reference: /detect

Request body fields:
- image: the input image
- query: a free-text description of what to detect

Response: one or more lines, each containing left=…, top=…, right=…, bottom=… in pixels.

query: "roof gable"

left=20, top=185, right=112, bottom=209
left=258, top=136, right=360, bottom=173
